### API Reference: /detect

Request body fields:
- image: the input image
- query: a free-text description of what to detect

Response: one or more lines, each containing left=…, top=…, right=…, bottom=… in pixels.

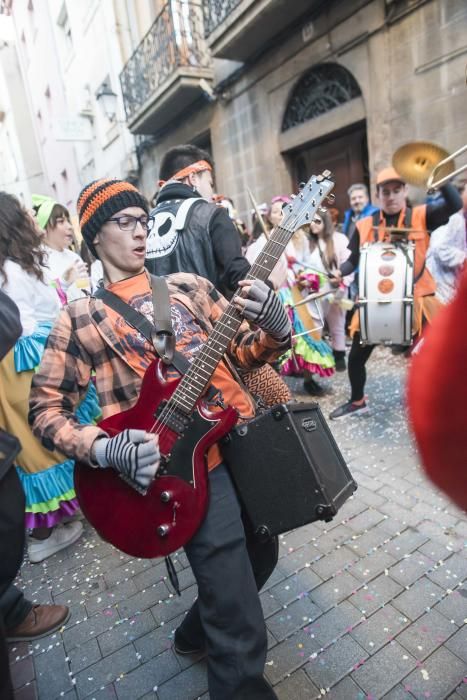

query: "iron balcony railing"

left=120, top=1, right=211, bottom=122
left=203, top=0, right=242, bottom=37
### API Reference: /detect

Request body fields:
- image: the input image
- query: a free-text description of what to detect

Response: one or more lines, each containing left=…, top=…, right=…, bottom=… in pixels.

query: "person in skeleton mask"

left=145, top=145, right=250, bottom=299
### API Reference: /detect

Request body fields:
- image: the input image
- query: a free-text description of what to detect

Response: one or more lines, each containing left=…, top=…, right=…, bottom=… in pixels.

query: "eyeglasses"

left=107, top=215, right=153, bottom=232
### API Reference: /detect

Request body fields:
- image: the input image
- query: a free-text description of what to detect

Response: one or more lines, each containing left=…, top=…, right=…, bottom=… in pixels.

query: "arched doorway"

left=281, top=63, right=369, bottom=218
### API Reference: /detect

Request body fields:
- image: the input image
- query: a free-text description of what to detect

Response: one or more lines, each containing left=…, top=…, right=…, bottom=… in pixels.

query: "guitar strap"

left=94, top=275, right=189, bottom=374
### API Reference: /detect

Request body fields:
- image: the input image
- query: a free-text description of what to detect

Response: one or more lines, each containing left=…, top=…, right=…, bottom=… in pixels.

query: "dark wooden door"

left=290, top=121, right=369, bottom=220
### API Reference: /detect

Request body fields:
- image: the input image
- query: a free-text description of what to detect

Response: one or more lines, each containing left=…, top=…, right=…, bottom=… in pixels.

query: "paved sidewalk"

left=9, top=349, right=467, bottom=700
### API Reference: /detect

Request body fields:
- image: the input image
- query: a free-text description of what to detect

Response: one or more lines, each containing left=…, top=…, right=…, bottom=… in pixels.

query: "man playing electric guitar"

left=29, top=178, right=291, bottom=700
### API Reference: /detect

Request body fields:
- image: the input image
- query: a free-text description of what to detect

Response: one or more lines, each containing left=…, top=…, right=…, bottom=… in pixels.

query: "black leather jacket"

left=146, top=183, right=250, bottom=298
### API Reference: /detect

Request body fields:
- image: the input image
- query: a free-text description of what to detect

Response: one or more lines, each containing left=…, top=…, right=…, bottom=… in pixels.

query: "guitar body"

left=74, top=360, right=238, bottom=558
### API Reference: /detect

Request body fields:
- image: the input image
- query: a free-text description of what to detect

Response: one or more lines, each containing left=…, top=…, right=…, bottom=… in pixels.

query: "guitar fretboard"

left=169, top=225, right=292, bottom=415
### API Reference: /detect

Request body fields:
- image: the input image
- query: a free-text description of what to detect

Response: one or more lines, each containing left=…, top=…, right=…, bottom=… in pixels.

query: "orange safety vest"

left=356, top=206, right=436, bottom=297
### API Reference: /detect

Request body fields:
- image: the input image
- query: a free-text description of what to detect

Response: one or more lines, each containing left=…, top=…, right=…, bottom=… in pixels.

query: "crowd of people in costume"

left=0, top=194, right=100, bottom=564
left=231, top=172, right=464, bottom=409
left=0, top=151, right=465, bottom=559
left=0, top=143, right=466, bottom=700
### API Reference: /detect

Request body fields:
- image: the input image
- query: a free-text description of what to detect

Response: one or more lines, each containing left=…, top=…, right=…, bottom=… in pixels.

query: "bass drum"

left=358, top=241, right=414, bottom=345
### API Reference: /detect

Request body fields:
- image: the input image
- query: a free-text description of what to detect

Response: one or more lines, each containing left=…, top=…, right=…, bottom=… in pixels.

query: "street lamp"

left=95, top=82, right=118, bottom=122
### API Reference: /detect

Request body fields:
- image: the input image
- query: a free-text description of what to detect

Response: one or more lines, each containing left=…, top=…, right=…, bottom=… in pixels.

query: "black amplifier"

left=221, top=402, right=357, bottom=538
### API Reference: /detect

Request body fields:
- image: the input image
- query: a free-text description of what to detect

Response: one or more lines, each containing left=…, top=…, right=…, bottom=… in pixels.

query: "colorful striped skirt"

left=0, top=324, right=100, bottom=529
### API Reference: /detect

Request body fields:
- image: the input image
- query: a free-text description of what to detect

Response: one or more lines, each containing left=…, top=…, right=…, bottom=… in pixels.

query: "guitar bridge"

left=118, top=472, right=148, bottom=496
left=155, top=401, right=191, bottom=435
left=158, top=454, right=170, bottom=475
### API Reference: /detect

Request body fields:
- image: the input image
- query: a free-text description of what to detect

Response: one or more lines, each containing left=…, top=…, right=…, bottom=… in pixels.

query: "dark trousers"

left=0, top=468, right=32, bottom=700
left=182, top=464, right=278, bottom=700
left=348, top=332, right=375, bottom=402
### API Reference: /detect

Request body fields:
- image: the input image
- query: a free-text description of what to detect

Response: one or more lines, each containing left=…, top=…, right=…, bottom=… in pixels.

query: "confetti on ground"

left=7, top=351, right=467, bottom=698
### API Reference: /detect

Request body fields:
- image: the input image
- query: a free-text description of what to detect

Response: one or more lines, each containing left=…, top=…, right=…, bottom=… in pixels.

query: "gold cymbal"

left=393, top=141, right=454, bottom=187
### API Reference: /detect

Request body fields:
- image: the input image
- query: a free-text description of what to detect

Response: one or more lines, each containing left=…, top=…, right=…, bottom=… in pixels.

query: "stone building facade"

left=122, top=0, right=467, bottom=220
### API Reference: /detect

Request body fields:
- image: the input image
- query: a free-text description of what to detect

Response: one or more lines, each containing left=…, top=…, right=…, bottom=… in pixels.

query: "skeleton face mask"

left=146, top=198, right=200, bottom=260
left=146, top=211, right=178, bottom=259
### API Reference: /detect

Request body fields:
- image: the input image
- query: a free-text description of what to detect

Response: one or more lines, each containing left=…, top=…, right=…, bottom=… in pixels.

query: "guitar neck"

left=168, top=226, right=293, bottom=415
left=167, top=173, right=334, bottom=415
left=246, top=226, right=292, bottom=282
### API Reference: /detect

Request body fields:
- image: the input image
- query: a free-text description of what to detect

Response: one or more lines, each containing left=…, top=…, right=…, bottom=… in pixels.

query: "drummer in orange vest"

left=329, top=166, right=461, bottom=420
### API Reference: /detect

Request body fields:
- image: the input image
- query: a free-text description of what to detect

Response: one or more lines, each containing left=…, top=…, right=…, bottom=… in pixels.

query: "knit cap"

left=77, top=178, right=148, bottom=257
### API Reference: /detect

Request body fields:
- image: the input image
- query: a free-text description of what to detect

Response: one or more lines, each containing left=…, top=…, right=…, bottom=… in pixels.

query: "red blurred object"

left=407, top=265, right=467, bottom=511
left=74, top=360, right=238, bottom=558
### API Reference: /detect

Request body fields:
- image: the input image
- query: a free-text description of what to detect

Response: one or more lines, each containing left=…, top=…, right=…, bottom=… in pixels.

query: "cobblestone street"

left=9, top=350, right=467, bottom=700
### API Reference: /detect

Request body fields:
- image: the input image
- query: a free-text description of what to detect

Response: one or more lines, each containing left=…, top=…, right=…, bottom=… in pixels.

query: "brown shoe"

left=6, top=604, right=70, bottom=642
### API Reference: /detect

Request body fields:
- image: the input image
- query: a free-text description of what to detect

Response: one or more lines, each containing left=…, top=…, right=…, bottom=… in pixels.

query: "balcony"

left=120, top=1, right=213, bottom=135
left=203, top=0, right=320, bottom=61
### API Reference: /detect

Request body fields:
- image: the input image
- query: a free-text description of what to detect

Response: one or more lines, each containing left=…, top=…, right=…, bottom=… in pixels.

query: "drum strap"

left=372, top=210, right=381, bottom=242
left=371, top=208, right=413, bottom=241
left=403, top=207, right=412, bottom=229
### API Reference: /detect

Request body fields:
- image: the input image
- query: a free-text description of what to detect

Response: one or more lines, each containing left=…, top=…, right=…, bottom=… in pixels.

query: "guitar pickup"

left=154, top=401, right=191, bottom=435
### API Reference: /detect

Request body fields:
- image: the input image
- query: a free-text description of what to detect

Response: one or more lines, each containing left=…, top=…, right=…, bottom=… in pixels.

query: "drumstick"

left=292, top=327, right=324, bottom=339
left=290, top=257, right=334, bottom=280
left=371, top=226, right=424, bottom=233
left=291, top=288, right=354, bottom=312
left=291, top=289, right=334, bottom=308
left=247, top=187, right=270, bottom=239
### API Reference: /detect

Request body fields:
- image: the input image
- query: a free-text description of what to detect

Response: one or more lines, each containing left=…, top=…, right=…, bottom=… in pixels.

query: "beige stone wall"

left=141, top=0, right=467, bottom=218
left=138, top=101, right=216, bottom=205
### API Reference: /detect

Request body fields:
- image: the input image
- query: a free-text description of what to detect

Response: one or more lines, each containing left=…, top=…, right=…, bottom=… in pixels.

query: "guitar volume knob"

left=157, top=524, right=170, bottom=537
left=160, top=491, right=172, bottom=503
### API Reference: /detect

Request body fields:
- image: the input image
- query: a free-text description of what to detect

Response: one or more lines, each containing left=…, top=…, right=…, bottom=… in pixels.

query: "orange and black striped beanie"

left=77, top=178, right=148, bottom=256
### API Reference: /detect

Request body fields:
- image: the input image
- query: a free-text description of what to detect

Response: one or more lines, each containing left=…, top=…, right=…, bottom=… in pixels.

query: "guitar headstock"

left=281, top=171, right=335, bottom=233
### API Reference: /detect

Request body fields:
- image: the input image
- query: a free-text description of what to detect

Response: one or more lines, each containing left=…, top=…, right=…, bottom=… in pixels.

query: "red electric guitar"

left=74, top=172, right=335, bottom=558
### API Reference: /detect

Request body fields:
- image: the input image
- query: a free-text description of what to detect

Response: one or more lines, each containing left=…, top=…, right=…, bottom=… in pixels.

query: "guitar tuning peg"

left=326, top=193, right=336, bottom=204
left=319, top=207, right=328, bottom=215
left=322, top=169, right=332, bottom=178
left=299, top=182, right=306, bottom=190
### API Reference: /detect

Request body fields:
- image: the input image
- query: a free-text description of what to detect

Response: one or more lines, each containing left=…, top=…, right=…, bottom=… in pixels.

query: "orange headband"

left=158, top=160, right=212, bottom=188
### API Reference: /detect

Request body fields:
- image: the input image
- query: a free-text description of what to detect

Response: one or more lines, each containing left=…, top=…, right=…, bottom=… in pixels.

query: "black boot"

left=303, top=376, right=324, bottom=396
left=333, top=349, right=346, bottom=372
